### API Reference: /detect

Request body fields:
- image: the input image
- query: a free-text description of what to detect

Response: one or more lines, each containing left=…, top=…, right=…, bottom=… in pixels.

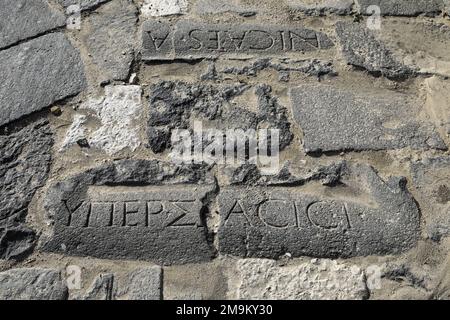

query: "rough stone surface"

left=81, top=0, right=137, bottom=81
left=147, top=81, right=293, bottom=154
left=335, top=22, right=414, bottom=79
left=194, top=0, right=257, bottom=16
left=231, top=259, right=368, bottom=300
left=291, top=84, right=446, bottom=153
left=77, top=273, right=115, bottom=300
left=43, top=159, right=215, bottom=265
left=358, top=0, right=443, bottom=17
left=221, top=58, right=337, bottom=80
left=219, top=162, right=420, bottom=259
left=0, top=33, right=86, bottom=126
left=60, top=114, right=88, bottom=151
left=58, top=0, right=111, bottom=10
left=62, top=85, right=143, bottom=154
left=0, top=0, right=66, bottom=49
left=0, top=268, right=68, bottom=300
left=117, top=267, right=162, bottom=300
left=164, top=261, right=228, bottom=299
left=0, top=120, right=53, bottom=260
left=141, top=0, right=188, bottom=17
left=288, top=0, right=354, bottom=16
left=411, top=157, right=450, bottom=241
left=142, top=21, right=334, bottom=60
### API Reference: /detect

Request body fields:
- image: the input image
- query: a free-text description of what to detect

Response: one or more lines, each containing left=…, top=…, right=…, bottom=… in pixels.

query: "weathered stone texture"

left=288, top=0, right=354, bottom=16
left=194, top=0, right=257, bottom=16
left=62, top=85, right=143, bottom=154
left=0, top=0, right=66, bottom=49
left=335, top=22, right=414, bottom=79
left=358, top=0, right=443, bottom=17
left=291, top=84, right=446, bottom=153
left=231, top=259, right=368, bottom=300
left=411, top=157, right=450, bottom=241
left=77, top=273, right=115, bottom=300
left=141, top=0, right=188, bottom=17
left=58, top=0, right=111, bottom=10
left=43, top=160, right=215, bottom=265
left=0, top=268, right=68, bottom=300
left=81, top=0, right=137, bottom=81
left=147, top=81, right=292, bottom=154
left=219, top=162, right=420, bottom=259
left=0, top=120, right=53, bottom=260
left=0, top=33, right=86, bottom=126
left=142, top=21, right=334, bottom=60
left=117, top=267, right=162, bottom=300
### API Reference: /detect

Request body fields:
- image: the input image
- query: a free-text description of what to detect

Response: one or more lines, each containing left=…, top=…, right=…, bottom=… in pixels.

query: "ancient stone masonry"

left=43, top=160, right=216, bottom=265
left=219, top=162, right=420, bottom=259
left=1, top=0, right=450, bottom=301
left=142, top=21, right=334, bottom=60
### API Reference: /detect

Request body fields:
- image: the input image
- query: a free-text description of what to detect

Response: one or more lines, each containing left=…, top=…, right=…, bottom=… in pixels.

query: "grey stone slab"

left=80, top=0, right=137, bottom=81
left=0, top=33, right=86, bottom=126
left=118, top=267, right=162, bottom=300
left=288, top=0, right=354, bottom=16
left=43, top=160, right=215, bottom=265
left=358, top=0, right=443, bottom=17
left=76, top=274, right=115, bottom=300
left=142, top=20, right=173, bottom=60
left=0, top=0, right=66, bottom=49
left=335, top=22, right=414, bottom=79
left=0, top=120, right=53, bottom=260
left=411, top=157, right=450, bottom=241
left=232, top=259, right=368, bottom=300
left=141, top=20, right=334, bottom=60
left=0, top=268, right=68, bottom=300
left=290, top=84, right=446, bottom=153
left=58, top=0, right=111, bottom=10
left=218, top=162, right=420, bottom=259
left=193, top=0, right=257, bottom=16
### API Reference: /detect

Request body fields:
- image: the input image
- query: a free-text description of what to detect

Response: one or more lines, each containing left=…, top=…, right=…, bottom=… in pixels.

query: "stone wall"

left=1, top=0, right=450, bottom=300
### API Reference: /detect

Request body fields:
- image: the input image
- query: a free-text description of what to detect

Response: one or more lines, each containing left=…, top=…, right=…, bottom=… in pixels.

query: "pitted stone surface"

left=62, top=85, right=143, bottom=154
left=411, top=157, right=450, bottom=241
left=80, top=0, right=137, bottom=81
left=290, top=84, right=446, bottom=153
left=288, top=0, right=354, bottom=16
left=141, top=0, right=188, bottom=17
left=0, top=33, right=86, bottom=126
left=231, top=259, right=368, bottom=300
left=147, top=81, right=293, bottom=154
left=218, top=162, right=420, bottom=259
left=142, top=20, right=334, bottom=60
left=0, top=0, right=66, bottom=49
left=335, top=22, right=414, bottom=79
left=0, top=268, right=68, bottom=300
left=43, top=160, right=215, bottom=265
left=0, top=120, right=53, bottom=260
left=194, top=0, right=257, bottom=16
left=77, top=273, right=115, bottom=300
left=58, top=0, right=111, bottom=10
left=358, top=0, right=443, bottom=17
left=117, top=267, right=162, bottom=300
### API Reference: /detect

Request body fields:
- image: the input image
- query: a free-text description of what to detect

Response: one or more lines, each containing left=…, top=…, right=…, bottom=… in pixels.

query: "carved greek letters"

left=218, top=186, right=419, bottom=259
left=142, top=21, right=334, bottom=60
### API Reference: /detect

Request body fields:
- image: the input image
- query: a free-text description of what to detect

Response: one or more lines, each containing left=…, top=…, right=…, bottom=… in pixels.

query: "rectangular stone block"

left=290, top=84, right=446, bottom=153
left=358, top=0, right=443, bottom=17
left=0, top=33, right=86, bottom=126
left=44, top=185, right=214, bottom=265
left=218, top=163, right=420, bottom=259
left=141, top=20, right=334, bottom=60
